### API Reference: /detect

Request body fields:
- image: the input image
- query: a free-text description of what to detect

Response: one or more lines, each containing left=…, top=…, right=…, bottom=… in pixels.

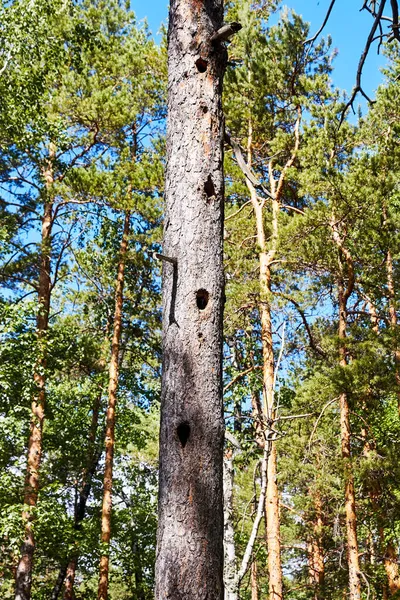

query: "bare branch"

left=340, top=0, right=386, bottom=122
left=224, top=366, right=262, bottom=394
left=225, top=130, right=274, bottom=200
left=236, top=443, right=270, bottom=585
left=308, top=397, right=338, bottom=451
left=304, top=0, right=338, bottom=45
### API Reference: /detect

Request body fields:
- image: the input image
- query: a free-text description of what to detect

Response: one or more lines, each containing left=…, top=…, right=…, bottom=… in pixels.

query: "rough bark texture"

left=63, top=559, right=77, bottom=600
left=251, top=559, right=259, bottom=600
left=155, top=1, right=226, bottom=598
left=98, top=212, right=130, bottom=600
left=338, top=280, right=361, bottom=600
left=15, top=149, right=55, bottom=600
left=384, top=541, right=400, bottom=596
left=307, top=491, right=325, bottom=600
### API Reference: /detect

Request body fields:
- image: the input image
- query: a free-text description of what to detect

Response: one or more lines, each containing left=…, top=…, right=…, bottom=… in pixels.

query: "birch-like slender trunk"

left=155, top=1, right=226, bottom=598
left=223, top=450, right=238, bottom=600
left=98, top=211, right=130, bottom=600
left=15, top=147, right=55, bottom=600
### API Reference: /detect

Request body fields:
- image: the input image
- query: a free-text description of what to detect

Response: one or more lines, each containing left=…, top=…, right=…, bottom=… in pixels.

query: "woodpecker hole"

left=204, top=175, right=216, bottom=199
left=195, top=58, right=208, bottom=73
left=196, top=289, right=209, bottom=310
left=177, top=422, right=191, bottom=448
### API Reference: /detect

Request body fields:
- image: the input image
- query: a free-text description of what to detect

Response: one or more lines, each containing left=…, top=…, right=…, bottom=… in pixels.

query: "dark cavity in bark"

left=196, top=289, right=209, bottom=310
left=204, top=175, right=216, bottom=199
left=195, top=58, right=208, bottom=72
left=177, top=422, right=191, bottom=448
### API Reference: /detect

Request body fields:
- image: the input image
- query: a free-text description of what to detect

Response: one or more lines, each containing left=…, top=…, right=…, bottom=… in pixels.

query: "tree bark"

left=244, top=148, right=283, bottom=600
left=63, top=559, right=77, bottom=600
left=258, top=202, right=282, bottom=600
left=223, top=450, right=238, bottom=600
left=384, top=540, right=400, bottom=596
left=251, top=558, right=259, bottom=600
left=50, top=564, right=68, bottom=600
left=382, top=200, right=400, bottom=414
left=338, top=279, right=361, bottom=600
left=155, top=1, right=226, bottom=598
left=15, top=146, right=55, bottom=600
left=98, top=211, right=130, bottom=600
left=307, top=491, right=325, bottom=600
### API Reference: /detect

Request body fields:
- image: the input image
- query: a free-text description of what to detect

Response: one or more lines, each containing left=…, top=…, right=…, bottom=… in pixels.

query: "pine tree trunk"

left=259, top=227, right=283, bottom=600
left=308, top=491, right=325, bottom=600
left=251, top=558, right=259, bottom=600
left=386, top=247, right=400, bottom=412
left=381, top=206, right=400, bottom=593
left=384, top=540, right=400, bottom=596
left=15, top=148, right=55, bottom=600
left=63, top=559, right=77, bottom=600
left=338, top=282, right=361, bottom=600
left=155, top=1, right=226, bottom=598
left=98, top=211, right=130, bottom=600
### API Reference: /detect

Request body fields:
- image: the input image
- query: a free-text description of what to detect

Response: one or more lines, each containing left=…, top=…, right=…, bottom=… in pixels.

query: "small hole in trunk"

left=196, top=289, right=209, bottom=310
left=204, top=175, right=215, bottom=199
left=177, top=422, right=191, bottom=448
left=195, top=58, right=208, bottom=73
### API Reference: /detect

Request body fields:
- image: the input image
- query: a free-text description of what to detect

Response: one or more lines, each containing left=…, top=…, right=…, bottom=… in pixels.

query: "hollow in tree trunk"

left=155, top=1, right=226, bottom=598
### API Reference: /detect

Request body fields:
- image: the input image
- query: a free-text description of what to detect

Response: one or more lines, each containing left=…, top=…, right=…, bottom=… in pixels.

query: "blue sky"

left=131, top=0, right=388, bottom=112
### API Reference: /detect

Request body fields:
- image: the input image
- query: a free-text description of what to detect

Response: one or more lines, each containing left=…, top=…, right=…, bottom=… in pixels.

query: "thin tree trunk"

left=48, top=385, right=103, bottom=600
left=382, top=206, right=400, bottom=593
left=155, top=1, right=226, bottom=598
left=259, top=207, right=283, bottom=600
left=50, top=565, right=68, bottom=600
left=245, top=149, right=283, bottom=600
left=132, top=540, right=146, bottom=600
left=338, top=280, right=361, bottom=600
left=98, top=211, right=130, bottom=600
left=307, top=491, right=325, bottom=600
left=15, top=147, right=55, bottom=600
left=251, top=558, right=259, bottom=600
left=224, top=450, right=238, bottom=600
left=383, top=199, right=400, bottom=413
left=63, top=559, right=77, bottom=600
left=61, top=389, right=103, bottom=600
left=384, top=540, right=400, bottom=596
